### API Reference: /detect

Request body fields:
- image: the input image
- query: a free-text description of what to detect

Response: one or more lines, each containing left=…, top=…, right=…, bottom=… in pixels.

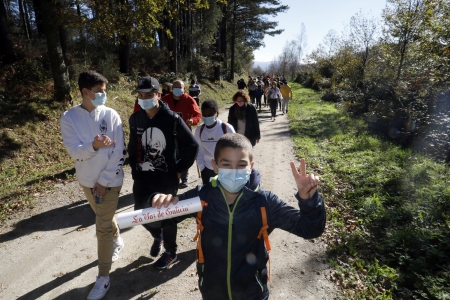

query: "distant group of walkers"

left=60, top=70, right=325, bottom=300
left=237, top=74, right=292, bottom=121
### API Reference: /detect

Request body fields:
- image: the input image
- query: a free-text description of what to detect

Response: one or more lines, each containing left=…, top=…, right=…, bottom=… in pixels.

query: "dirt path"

left=0, top=105, right=338, bottom=299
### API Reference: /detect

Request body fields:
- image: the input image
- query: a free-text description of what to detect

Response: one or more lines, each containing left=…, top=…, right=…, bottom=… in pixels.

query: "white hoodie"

left=60, top=105, right=126, bottom=188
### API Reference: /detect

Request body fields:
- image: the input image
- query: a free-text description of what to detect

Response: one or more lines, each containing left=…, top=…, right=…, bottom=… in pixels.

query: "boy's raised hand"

left=151, top=194, right=179, bottom=209
left=290, top=158, right=319, bottom=200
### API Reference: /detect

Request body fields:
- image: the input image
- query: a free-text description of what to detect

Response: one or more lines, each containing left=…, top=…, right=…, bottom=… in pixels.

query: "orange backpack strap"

left=257, top=197, right=271, bottom=281
left=193, top=200, right=208, bottom=263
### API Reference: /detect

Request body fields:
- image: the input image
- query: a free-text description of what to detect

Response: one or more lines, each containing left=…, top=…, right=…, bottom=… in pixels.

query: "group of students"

left=60, top=70, right=325, bottom=300
left=237, top=75, right=293, bottom=121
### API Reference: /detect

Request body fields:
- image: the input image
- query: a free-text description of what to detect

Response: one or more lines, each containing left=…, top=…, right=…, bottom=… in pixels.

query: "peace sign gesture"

left=290, top=158, right=319, bottom=200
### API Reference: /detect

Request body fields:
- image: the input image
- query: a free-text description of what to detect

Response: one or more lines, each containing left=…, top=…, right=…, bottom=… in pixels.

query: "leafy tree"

left=382, top=0, right=426, bottom=80
left=226, top=0, right=288, bottom=81
left=349, top=10, right=379, bottom=81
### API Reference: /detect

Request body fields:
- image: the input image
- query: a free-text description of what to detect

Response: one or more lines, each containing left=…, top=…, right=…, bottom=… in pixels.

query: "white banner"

left=116, top=197, right=202, bottom=229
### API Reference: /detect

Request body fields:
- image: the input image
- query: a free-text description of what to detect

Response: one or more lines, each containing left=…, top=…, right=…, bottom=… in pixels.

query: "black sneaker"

left=179, top=182, right=188, bottom=189
left=154, top=252, right=177, bottom=269
left=150, top=238, right=163, bottom=257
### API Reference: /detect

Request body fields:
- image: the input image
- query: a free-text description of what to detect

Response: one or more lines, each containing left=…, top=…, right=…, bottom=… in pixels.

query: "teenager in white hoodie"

left=60, top=71, right=126, bottom=300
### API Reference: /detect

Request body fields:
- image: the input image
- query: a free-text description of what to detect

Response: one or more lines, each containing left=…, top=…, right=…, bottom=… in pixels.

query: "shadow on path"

left=0, top=193, right=135, bottom=244
left=16, top=249, right=196, bottom=300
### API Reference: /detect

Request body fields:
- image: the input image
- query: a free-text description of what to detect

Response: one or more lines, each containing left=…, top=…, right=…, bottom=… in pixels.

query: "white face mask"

left=138, top=98, right=157, bottom=110
left=88, top=90, right=107, bottom=107
left=218, top=168, right=251, bottom=193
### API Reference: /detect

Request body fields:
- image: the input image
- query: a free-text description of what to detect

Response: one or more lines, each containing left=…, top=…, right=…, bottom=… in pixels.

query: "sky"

left=253, top=0, right=387, bottom=63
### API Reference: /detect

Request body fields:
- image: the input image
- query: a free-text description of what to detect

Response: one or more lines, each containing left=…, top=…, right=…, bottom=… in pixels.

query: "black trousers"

left=180, top=169, right=189, bottom=184
left=269, top=99, right=278, bottom=117
left=201, top=167, right=217, bottom=185
left=255, top=95, right=262, bottom=110
left=133, top=181, right=178, bottom=254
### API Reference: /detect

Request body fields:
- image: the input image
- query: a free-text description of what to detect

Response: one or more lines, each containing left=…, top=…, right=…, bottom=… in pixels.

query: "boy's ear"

left=250, top=161, right=255, bottom=169
left=211, top=159, right=219, bottom=174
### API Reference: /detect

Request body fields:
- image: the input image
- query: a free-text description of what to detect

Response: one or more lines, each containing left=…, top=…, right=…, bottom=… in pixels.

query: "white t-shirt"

left=194, top=119, right=235, bottom=171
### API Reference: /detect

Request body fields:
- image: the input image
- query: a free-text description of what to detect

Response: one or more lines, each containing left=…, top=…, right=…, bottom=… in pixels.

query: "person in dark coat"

left=227, top=90, right=261, bottom=146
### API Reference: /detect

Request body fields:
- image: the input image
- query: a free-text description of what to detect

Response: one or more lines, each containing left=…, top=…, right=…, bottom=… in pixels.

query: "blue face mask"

left=172, top=88, right=183, bottom=97
left=89, top=90, right=107, bottom=107
left=202, top=116, right=216, bottom=126
left=138, top=98, right=157, bottom=110
left=218, top=168, right=251, bottom=193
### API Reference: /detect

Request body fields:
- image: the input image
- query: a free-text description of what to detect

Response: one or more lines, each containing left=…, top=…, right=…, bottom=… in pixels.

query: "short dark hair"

left=78, top=71, right=108, bottom=93
left=232, top=90, right=250, bottom=103
left=191, top=79, right=196, bottom=85
left=201, top=99, right=219, bottom=113
left=214, top=133, right=253, bottom=162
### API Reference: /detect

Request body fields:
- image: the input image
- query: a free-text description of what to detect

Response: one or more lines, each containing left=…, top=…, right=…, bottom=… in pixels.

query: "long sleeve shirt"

left=162, top=92, right=202, bottom=130
left=60, top=105, right=126, bottom=188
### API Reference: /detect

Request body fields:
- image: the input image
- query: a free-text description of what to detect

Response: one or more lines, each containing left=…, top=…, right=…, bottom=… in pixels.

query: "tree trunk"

left=0, top=0, right=15, bottom=61
left=169, top=18, right=178, bottom=73
left=59, top=25, right=69, bottom=66
left=24, top=0, right=32, bottom=39
left=19, top=0, right=30, bottom=40
left=229, top=1, right=236, bottom=82
left=76, top=0, right=84, bottom=43
left=32, top=0, right=45, bottom=36
left=220, top=3, right=227, bottom=75
left=40, top=0, right=71, bottom=102
left=396, top=41, right=407, bottom=81
left=119, top=35, right=131, bottom=74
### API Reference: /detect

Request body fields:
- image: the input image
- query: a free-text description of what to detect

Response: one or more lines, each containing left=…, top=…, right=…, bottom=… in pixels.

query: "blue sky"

left=253, top=0, right=387, bottom=62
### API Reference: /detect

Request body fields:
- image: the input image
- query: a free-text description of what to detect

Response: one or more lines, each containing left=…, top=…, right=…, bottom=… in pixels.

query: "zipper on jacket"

left=255, top=270, right=264, bottom=291
left=219, top=187, right=244, bottom=300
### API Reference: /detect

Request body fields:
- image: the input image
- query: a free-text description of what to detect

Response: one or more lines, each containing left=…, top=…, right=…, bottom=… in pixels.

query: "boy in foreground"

left=151, top=133, right=326, bottom=300
left=60, top=71, right=126, bottom=300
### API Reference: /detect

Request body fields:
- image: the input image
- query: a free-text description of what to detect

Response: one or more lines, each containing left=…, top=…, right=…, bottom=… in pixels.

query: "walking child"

left=128, top=76, right=199, bottom=269
left=60, top=71, right=126, bottom=300
left=194, top=99, right=236, bottom=185
left=150, top=133, right=326, bottom=300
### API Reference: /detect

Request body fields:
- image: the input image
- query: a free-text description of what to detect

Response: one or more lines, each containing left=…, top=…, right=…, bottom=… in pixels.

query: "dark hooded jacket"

left=128, top=101, right=199, bottom=190
left=163, top=178, right=326, bottom=300
left=228, top=103, right=261, bottom=146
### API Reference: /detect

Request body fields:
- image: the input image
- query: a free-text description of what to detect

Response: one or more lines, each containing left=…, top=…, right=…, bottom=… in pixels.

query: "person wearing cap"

left=162, top=80, right=202, bottom=189
left=60, top=71, right=126, bottom=300
left=128, top=76, right=199, bottom=270
left=280, top=80, right=293, bottom=115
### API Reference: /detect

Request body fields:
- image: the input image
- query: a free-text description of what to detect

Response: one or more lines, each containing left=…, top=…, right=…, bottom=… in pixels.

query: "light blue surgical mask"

left=202, top=116, right=216, bottom=126
left=218, top=168, right=251, bottom=193
left=138, top=98, right=157, bottom=110
left=172, top=88, right=183, bottom=97
left=89, top=90, right=107, bottom=107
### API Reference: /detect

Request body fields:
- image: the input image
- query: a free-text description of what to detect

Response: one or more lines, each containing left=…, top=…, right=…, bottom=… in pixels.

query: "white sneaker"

left=112, top=236, right=124, bottom=262
left=87, top=276, right=110, bottom=300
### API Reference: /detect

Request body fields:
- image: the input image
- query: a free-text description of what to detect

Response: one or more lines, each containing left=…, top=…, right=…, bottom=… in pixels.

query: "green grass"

left=0, top=77, right=239, bottom=222
left=289, top=83, right=450, bottom=299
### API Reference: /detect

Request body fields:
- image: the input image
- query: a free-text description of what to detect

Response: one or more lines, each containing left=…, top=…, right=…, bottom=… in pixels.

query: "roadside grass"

left=289, top=83, right=450, bottom=299
left=0, top=77, right=239, bottom=223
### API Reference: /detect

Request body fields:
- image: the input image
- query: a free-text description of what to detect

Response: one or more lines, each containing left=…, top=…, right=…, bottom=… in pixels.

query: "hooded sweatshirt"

left=60, top=105, right=126, bottom=188
left=128, top=101, right=199, bottom=189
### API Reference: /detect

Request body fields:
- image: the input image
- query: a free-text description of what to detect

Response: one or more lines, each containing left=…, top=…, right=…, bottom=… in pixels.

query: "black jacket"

left=167, top=181, right=326, bottom=300
left=128, top=101, right=199, bottom=189
left=228, top=103, right=261, bottom=146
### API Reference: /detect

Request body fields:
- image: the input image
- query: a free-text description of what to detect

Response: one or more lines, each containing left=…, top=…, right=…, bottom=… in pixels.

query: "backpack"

left=199, top=122, right=228, bottom=139
left=193, top=180, right=272, bottom=279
